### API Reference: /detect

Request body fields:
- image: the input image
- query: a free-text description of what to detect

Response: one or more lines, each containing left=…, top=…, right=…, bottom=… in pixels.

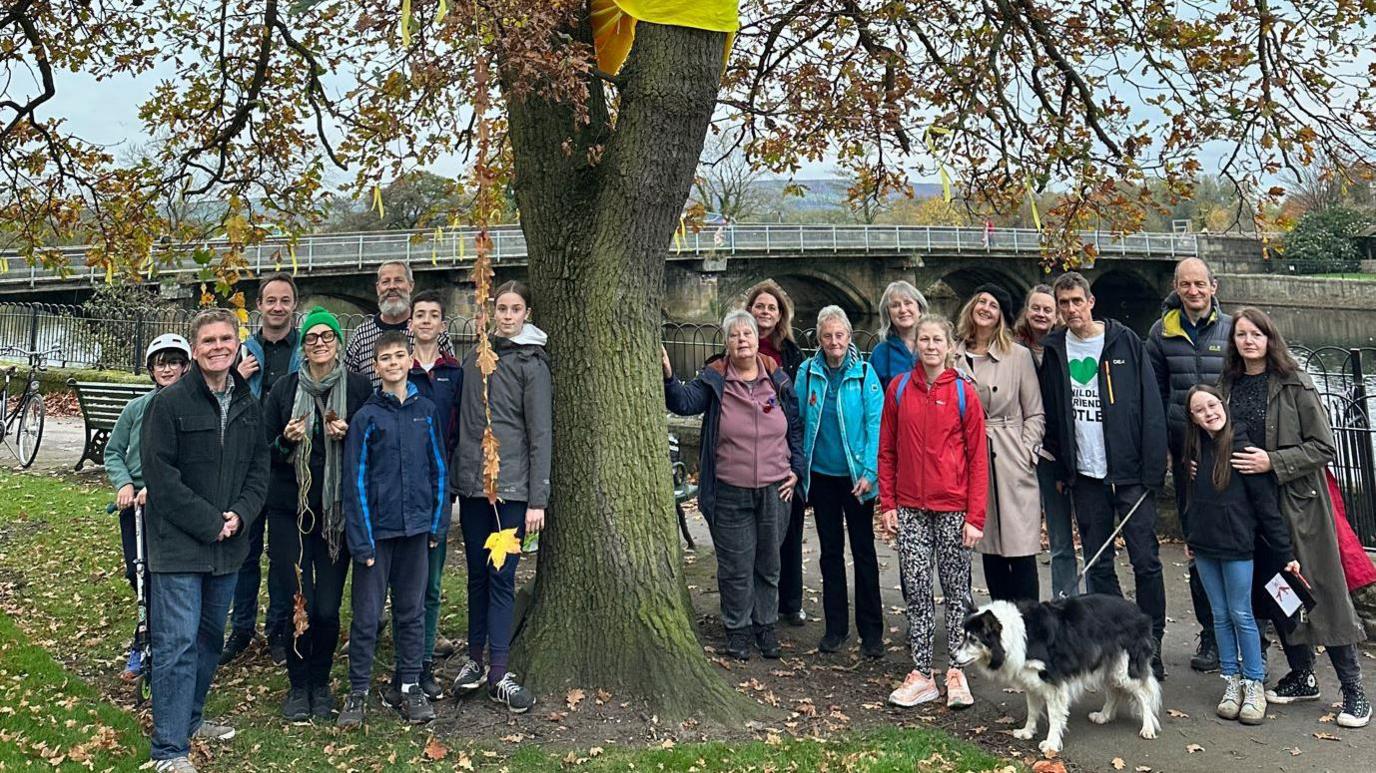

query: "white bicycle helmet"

left=145, top=333, right=191, bottom=370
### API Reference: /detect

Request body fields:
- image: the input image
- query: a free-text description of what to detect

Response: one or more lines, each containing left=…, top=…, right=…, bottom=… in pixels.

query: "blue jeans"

left=149, top=572, right=236, bottom=760
left=228, top=511, right=290, bottom=636
left=459, top=497, right=526, bottom=683
left=1038, top=459, right=1078, bottom=598
left=1194, top=556, right=1264, bottom=681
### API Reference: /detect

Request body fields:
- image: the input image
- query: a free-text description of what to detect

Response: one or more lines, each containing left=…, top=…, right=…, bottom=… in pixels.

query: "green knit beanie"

left=299, top=305, right=342, bottom=345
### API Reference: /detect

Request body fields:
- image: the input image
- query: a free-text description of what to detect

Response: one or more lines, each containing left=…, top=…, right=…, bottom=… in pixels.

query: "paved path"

left=684, top=510, right=1372, bottom=772
left=0, top=415, right=91, bottom=475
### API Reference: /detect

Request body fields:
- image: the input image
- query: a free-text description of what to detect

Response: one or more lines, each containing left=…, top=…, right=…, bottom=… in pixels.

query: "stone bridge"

left=0, top=225, right=1266, bottom=334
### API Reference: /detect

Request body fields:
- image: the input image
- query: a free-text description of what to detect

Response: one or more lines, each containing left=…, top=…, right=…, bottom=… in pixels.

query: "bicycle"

left=1, top=345, right=59, bottom=468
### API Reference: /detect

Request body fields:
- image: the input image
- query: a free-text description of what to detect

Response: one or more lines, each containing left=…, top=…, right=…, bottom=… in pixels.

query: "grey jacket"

left=452, top=325, right=553, bottom=508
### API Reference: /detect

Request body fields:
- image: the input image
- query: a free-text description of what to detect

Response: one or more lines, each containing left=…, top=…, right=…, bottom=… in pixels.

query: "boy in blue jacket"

left=338, top=332, right=449, bottom=728
left=406, top=289, right=462, bottom=699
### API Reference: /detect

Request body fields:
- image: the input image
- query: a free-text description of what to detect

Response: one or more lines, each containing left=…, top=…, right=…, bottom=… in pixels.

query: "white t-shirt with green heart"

left=1065, top=329, right=1107, bottom=479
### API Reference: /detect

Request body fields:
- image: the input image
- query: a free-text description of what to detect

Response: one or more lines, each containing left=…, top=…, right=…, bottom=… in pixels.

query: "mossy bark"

left=502, top=21, right=758, bottom=722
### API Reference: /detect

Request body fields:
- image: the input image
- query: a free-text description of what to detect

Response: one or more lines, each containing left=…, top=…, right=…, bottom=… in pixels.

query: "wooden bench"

left=68, top=379, right=154, bottom=472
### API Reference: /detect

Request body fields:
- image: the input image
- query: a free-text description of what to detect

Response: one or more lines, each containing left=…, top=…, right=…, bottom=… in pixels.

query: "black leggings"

left=267, top=508, right=349, bottom=689
left=982, top=554, right=1039, bottom=602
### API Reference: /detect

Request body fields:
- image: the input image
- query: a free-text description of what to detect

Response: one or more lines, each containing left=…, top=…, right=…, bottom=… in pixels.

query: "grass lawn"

left=0, top=470, right=1015, bottom=772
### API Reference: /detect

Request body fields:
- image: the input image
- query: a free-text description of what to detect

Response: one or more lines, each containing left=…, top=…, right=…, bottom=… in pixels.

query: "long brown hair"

left=1013, top=283, right=1055, bottom=348
left=1183, top=384, right=1235, bottom=494
left=743, top=279, right=796, bottom=347
left=1221, top=306, right=1297, bottom=387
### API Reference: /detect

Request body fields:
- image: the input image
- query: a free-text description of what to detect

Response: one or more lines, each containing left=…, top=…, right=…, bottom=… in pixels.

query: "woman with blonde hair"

left=870, top=281, right=930, bottom=390
left=954, top=284, right=1045, bottom=602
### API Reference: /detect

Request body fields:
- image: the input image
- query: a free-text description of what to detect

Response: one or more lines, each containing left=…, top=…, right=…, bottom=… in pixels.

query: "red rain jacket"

left=878, top=367, right=989, bottom=529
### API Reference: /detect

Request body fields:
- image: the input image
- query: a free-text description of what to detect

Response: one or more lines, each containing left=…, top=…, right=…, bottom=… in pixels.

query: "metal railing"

left=0, top=224, right=1201, bottom=289
left=0, top=302, right=483, bottom=374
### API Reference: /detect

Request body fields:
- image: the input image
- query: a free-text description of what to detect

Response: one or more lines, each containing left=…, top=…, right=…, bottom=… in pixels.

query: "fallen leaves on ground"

left=565, top=688, right=585, bottom=711
left=1031, top=760, right=1066, bottom=773
left=1186, top=743, right=1205, bottom=753
left=422, top=736, right=448, bottom=761
left=1313, top=731, right=1341, bottom=741
left=1111, top=758, right=1126, bottom=770
left=1166, top=708, right=1189, bottom=718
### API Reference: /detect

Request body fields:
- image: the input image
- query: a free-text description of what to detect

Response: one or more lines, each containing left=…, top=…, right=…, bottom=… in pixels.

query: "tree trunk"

left=503, top=21, right=758, bottom=721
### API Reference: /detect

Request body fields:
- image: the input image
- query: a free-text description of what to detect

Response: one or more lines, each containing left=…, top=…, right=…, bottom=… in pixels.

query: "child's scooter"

left=109, top=501, right=151, bottom=704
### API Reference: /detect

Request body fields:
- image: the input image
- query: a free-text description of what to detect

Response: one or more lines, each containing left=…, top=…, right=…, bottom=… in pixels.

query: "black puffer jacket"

left=1146, top=294, right=1232, bottom=456
left=1183, top=424, right=1293, bottom=563
left=141, top=366, right=270, bottom=575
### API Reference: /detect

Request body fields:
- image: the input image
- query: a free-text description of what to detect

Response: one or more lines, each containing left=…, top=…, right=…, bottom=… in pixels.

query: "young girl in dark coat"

left=1182, top=385, right=1298, bottom=726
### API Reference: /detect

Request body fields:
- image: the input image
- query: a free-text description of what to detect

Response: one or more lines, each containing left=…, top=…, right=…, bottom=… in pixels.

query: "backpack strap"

left=956, top=375, right=966, bottom=420
left=895, top=371, right=912, bottom=406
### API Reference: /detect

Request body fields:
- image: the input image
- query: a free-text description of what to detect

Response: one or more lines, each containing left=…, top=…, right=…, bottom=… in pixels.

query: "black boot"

left=1152, top=637, right=1167, bottom=682
left=755, top=626, right=781, bottom=659
left=724, top=630, right=751, bottom=661
left=218, top=629, right=254, bottom=666
left=1189, top=630, right=1220, bottom=673
left=418, top=660, right=443, bottom=700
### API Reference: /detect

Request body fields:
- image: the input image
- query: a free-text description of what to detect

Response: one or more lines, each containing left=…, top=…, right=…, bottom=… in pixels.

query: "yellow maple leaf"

left=484, top=527, right=521, bottom=570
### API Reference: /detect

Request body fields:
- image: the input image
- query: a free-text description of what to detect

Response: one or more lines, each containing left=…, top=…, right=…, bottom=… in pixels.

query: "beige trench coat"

left=956, top=342, right=1046, bottom=557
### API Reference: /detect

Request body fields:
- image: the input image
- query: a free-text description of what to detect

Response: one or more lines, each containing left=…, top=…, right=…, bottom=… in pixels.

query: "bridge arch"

left=1090, top=268, right=1161, bottom=336
left=723, top=269, right=876, bottom=335
left=924, top=266, right=1033, bottom=321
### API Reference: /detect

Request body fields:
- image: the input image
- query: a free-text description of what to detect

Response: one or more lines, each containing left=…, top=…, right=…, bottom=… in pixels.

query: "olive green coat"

left=1242, top=370, right=1366, bottom=647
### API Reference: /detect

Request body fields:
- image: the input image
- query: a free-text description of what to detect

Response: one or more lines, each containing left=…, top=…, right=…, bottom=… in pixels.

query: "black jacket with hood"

left=1145, top=293, right=1232, bottom=456
left=1041, top=318, right=1168, bottom=490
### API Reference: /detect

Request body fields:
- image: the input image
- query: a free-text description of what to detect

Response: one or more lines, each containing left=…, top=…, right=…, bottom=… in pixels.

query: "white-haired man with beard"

left=344, top=261, right=454, bottom=388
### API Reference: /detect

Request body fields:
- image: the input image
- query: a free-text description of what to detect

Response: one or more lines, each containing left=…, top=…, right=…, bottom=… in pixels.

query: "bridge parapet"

left=0, top=224, right=1200, bottom=292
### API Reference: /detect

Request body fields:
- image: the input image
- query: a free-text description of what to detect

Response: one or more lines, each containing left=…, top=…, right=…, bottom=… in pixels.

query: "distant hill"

left=746, top=178, right=944, bottom=218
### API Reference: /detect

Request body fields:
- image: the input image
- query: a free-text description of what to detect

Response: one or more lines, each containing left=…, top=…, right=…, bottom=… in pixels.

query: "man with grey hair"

left=1146, top=256, right=1232, bottom=674
left=344, top=261, right=453, bottom=388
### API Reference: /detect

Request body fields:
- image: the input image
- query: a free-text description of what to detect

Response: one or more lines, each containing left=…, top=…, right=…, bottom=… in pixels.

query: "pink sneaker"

left=888, top=670, right=940, bottom=707
left=946, top=668, right=974, bottom=710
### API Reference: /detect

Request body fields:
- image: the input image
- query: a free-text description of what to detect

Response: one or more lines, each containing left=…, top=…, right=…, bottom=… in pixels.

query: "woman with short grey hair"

left=662, top=310, right=804, bottom=662
left=872, top=281, right=930, bottom=389
left=795, top=305, right=885, bottom=657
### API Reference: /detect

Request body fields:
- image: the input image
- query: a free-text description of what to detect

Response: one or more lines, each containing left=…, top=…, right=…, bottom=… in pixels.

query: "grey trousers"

left=711, top=481, right=788, bottom=632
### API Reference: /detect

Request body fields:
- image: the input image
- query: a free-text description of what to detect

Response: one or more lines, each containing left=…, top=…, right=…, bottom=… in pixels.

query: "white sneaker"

left=153, top=757, right=198, bottom=773
left=191, top=721, right=235, bottom=741
left=1216, top=674, right=1242, bottom=720
left=1239, top=679, right=1267, bottom=725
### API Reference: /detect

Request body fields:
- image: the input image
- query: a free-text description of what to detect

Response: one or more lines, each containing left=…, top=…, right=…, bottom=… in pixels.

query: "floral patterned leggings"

left=897, top=508, right=974, bottom=674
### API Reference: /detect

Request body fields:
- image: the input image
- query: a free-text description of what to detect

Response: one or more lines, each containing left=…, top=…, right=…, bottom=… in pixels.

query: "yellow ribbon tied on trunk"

left=591, top=0, right=739, bottom=75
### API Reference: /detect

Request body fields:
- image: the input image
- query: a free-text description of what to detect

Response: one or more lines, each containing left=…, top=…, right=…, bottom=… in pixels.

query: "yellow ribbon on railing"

left=372, top=185, right=386, bottom=220
left=431, top=227, right=442, bottom=266
left=289, top=242, right=299, bottom=275
left=399, top=0, right=412, bottom=47
left=0, top=256, right=9, bottom=274
left=673, top=215, right=687, bottom=251
left=437, top=0, right=448, bottom=24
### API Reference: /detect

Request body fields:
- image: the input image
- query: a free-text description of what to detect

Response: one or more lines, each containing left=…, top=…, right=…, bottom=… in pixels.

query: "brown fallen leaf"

left=545, top=710, right=568, bottom=722
left=1319, top=713, right=1336, bottom=723
left=566, top=688, right=586, bottom=711
left=1166, top=708, right=1189, bottom=718
left=1112, top=758, right=1126, bottom=770
left=595, top=689, right=612, bottom=704
left=1313, top=731, right=1340, bottom=741
left=1186, top=743, right=1205, bottom=753
left=423, top=736, right=448, bottom=762
left=1031, top=760, right=1066, bottom=773
left=1285, top=747, right=1303, bottom=756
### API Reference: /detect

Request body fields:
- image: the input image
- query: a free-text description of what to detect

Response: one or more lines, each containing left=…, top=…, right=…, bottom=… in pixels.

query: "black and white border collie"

left=952, top=595, right=1162, bottom=755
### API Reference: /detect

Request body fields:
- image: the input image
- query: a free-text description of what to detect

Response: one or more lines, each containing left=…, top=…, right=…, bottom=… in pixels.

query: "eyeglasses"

left=152, top=358, right=187, bottom=370
left=304, top=330, right=338, bottom=345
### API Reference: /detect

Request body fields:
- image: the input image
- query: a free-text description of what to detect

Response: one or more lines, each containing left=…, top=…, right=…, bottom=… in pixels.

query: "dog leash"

left=1055, top=488, right=1150, bottom=600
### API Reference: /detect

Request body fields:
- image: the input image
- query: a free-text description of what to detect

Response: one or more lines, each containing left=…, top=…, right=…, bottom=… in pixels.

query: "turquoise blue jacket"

left=795, top=347, right=883, bottom=500
left=241, top=330, right=303, bottom=400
